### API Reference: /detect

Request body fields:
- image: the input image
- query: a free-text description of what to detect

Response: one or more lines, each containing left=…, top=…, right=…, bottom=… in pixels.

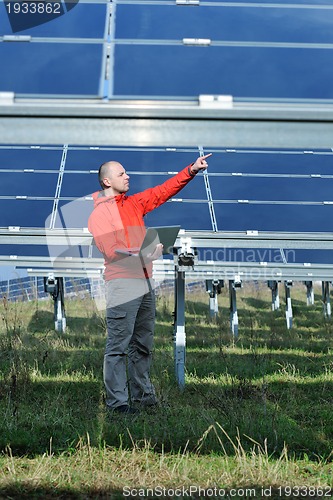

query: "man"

left=88, top=154, right=211, bottom=414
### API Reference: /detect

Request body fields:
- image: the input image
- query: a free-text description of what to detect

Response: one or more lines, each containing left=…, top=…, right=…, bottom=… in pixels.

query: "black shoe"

left=134, top=399, right=159, bottom=408
left=112, top=405, right=139, bottom=415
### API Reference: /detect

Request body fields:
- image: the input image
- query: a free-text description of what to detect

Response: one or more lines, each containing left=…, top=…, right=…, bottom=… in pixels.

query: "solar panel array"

left=1, top=1, right=333, bottom=273
left=1, top=1, right=333, bottom=100
left=1, top=144, right=333, bottom=267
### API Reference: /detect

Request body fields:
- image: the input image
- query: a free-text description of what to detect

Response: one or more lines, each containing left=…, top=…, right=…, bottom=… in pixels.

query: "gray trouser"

left=104, top=278, right=156, bottom=409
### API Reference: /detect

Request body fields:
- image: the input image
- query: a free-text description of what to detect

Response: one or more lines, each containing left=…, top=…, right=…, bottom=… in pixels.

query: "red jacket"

left=88, top=165, right=196, bottom=280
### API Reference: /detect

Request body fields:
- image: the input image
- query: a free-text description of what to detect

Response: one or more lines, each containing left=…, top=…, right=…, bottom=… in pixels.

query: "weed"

left=0, top=282, right=332, bottom=496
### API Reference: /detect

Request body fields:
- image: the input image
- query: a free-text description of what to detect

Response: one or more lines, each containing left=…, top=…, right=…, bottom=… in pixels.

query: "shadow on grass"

left=0, top=485, right=285, bottom=499
left=181, top=298, right=332, bottom=352
left=184, top=349, right=333, bottom=378
left=0, top=379, right=103, bottom=456
left=100, top=375, right=333, bottom=459
left=0, top=486, right=126, bottom=499
left=27, top=310, right=103, bottom=336
left=180, top=378, right=333, bottom=459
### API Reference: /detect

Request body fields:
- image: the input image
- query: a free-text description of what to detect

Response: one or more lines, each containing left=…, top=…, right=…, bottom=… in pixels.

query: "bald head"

left=98, top=161, right=122, bottom=189
left=98, top=161, right=130, bottom=195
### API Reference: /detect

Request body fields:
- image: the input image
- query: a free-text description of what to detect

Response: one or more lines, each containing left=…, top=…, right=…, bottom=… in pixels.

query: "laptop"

left=115, top=225, right=181, bottom=257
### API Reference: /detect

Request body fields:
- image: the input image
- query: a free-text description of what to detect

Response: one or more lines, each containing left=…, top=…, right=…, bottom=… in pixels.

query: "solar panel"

left=1, top=2, right=333, bottom=281
left=0, top=43, right=103, bottom=96
left=111, top=2, right=333, bottom=99
left=1, top=1, right=332, bottom=100
left=0, top=199, right=54, bottom=227
left=64, top=147, right=199, bottom=172
left=116, top=4, right=333, bottom=43
left=113, top=44, right=333, bottom=99
left=0, top=2, right=107, bottom=38
left=0, top=143, right=332, bottom=249
left=0, top=147, right=62, bottom=168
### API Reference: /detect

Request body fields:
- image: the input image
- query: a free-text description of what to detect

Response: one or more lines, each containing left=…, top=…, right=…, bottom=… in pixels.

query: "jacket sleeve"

left=133, top=165, right=196, bottom=216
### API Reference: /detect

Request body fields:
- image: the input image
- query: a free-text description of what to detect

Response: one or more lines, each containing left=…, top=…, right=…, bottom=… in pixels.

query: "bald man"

left=88, top=154, right=211, bottom=414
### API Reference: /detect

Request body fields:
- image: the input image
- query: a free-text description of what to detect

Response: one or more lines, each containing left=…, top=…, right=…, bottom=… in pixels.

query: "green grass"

left=1, top=282, right=333, bottom=498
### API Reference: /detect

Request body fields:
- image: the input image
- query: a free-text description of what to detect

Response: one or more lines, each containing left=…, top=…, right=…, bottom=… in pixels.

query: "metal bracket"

left=206, top=279, right=224, bottom=318
left=267, top=280, right=280, bottom=311
left=175, top=236, right=197, bottom=269
left=229, top=277, right=242, bottom=337
left=304, top=280, right=314, bottom=306
left=43, top=274, right=66, bottom=332
left=322, top=281, right=331, bottom=319
left=284, top=280, right=293, bottom=329
left=173, top=269, right=186, bottom=389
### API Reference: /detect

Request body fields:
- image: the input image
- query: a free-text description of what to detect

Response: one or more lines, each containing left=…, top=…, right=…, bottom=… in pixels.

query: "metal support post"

left=322, top=281, right=331, bottom=319
left=229, top=278, right=241, bottom=337
left=172, top=237, right=196, bottom=388
left=174, top=269, right=186, bottom=389
left=267, top=280, right=280, bottom=311
left=206, top=279, right=223, bottom=318
left=44, top=274, right=66, bottom=332
left=304, top=281, right=314, bottom=306
left=284, top=281, right=293, bottom=329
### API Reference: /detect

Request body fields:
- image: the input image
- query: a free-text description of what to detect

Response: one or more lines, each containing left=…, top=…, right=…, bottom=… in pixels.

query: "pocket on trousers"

left=105, top=310, right=129, bottom=353
left=108, top=310, right=127, bottom=320
left=106, top=309, right=128, bottom=339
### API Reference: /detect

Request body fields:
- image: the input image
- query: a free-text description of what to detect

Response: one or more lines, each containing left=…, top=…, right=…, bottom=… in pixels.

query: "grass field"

left=1, top=281, right=333, bottom=499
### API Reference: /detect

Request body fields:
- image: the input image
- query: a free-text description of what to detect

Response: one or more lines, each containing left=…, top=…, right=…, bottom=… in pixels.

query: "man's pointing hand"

left=190, top=153, right=212, bottom=174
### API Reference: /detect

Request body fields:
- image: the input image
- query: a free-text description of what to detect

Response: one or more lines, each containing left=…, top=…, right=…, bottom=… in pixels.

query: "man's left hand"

left=146, top=243, right=164, bottom=261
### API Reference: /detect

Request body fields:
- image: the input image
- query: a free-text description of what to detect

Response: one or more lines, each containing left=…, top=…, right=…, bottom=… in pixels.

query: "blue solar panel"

left=0, top=3, right=107, bottom=38
left=145, top=201, right=213, bottom=231
left=207, top=150, right=333, bottom=175
left=0, top=147, right=62, bottom=170
left=114, top=45, right=333, bottom=99
left=1, top=144, right=333, bottom=270
left=116, top=4, right=333, bottom=43
left=1, top=1, right=333, bottom=277
left=291, top=249, right=333, bottom=265
left=0, top=199, right=54, bottom=227
left=0, top=43, right=103, bottom=95
left=64, top=148, right=200, bottom=172
left=213, top=203, right=333, bottom=233
left=1, top=1, right=332, bottom=101
left=0, top=239, right=97, bottom=259
left=1, top=145, right=332, bottom=235
left=211, top=177, right=333, bottom=203
left=0, top=172, right=57, bottom=196
left=61, top=173, right=95, bottom=198
left=55, top=198, right=94, bottom=229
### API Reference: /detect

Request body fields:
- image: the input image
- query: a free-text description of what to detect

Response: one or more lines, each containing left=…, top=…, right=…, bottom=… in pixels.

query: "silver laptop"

left=115, top=226, right=181, bottom=257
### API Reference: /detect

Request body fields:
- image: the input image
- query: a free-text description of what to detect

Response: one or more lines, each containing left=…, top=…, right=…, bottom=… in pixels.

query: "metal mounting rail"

left=3, top=255, right=333, bottom=281
left=1, top=228, right=333, bottom=249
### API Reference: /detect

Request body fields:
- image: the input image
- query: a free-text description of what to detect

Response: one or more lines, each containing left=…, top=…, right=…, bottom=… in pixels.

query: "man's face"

left=103, top=163, right=130, bottom=195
